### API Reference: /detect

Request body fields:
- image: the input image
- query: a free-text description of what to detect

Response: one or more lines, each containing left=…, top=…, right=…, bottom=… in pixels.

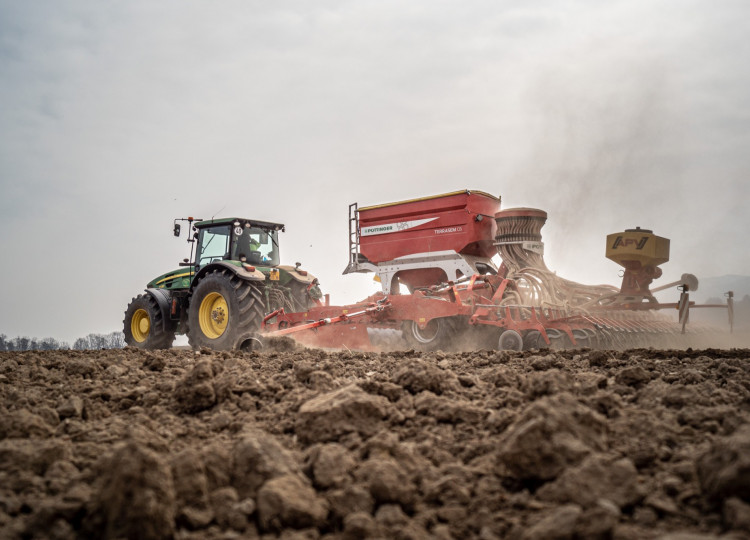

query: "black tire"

left=498, top=329, right=524, bottom=351
left=123, top=294, right=176, bottom=349
left=187, top=269, right=265, bottom=350
left=522, top=330, right=546, bottom=351
left=401, top=316, right=457, bottom=351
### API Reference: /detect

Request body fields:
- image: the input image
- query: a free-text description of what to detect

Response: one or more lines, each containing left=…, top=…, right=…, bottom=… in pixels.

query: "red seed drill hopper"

left=344, top=190, right=501, bottom=292
left=263, top=190, right=733, bottom=350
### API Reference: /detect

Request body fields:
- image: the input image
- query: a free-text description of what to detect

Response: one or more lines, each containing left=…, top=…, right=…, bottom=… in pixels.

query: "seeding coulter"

left=263, top=190, right=733, bottom=351
left=125, top=190, right=733, bottom=352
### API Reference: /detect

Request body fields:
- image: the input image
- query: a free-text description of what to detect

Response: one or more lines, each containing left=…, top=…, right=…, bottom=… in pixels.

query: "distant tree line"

left=0, top=331, right=125, bottom=351
left=71, top=332, right=125, bottom=350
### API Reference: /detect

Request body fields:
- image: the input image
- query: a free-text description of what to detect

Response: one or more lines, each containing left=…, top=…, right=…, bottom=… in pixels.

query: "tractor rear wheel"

left=187, top=270, right=265, bottom=350
left=402, top=317, right=457, bottom=351
left=123, top=294, right=176, bottom=349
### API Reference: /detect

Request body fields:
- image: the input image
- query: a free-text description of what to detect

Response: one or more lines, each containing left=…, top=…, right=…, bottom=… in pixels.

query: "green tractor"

left=123, top=217, right=323, bottom=350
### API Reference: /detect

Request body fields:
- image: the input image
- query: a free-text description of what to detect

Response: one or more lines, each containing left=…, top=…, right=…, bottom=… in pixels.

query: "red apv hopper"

left=344, top=190, right=501, bottom=293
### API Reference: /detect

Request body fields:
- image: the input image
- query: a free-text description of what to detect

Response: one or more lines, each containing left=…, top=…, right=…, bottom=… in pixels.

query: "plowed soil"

left=1, top=343, right=750, bottom=539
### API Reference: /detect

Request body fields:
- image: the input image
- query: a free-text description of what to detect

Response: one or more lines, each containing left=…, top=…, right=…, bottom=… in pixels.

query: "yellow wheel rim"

left=131, top=309, right=150, bottom=343
left=199, top=292, right=228, bottom=339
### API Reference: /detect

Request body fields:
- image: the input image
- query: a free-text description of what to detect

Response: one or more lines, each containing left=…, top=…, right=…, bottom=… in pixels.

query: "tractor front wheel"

left=187, top=270, right=264, bottom=350
left=123, top=294, right=175, bottom=349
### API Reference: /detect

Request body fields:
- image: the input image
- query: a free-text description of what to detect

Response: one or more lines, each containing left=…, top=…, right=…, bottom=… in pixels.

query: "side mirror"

left=173, top=223, right=181, bottom=237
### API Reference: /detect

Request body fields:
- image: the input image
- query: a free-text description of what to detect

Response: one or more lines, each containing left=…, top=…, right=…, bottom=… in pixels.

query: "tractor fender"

left=190, top=261, right=266, bottom=292
left=144, top=287, right=174, bottom=332
left=277, top=265, right=317, bottom=284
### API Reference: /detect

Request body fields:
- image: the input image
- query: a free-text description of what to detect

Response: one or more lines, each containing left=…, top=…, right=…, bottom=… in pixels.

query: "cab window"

left=197, top=226, right=231, bottom=267
left=233, top=227, right=280, bottom=266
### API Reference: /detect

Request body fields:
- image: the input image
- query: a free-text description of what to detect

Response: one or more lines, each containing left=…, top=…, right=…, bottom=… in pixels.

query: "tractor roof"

left=195, top=217, right=285, bottom=231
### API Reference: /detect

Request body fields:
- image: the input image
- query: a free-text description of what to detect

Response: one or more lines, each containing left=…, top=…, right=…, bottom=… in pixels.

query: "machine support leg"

left=726, top=291, right=734, bottom=334
left=678, top=286, right=690, bottom=334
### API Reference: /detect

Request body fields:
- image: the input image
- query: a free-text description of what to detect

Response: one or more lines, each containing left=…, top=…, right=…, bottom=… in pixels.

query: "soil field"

left=1, top=343, right=750, bottom=539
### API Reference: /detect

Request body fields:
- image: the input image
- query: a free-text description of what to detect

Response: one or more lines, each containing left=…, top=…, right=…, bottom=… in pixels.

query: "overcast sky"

left=1, top=0, right=748, bottom=343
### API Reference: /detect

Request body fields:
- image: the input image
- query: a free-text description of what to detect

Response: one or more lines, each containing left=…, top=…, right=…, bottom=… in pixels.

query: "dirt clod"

left=536, top=454, right=639, bottom=508
left=173, top=359, right=219, bottom=413
left=696, top=423, right=750, bottom=504
left=295, top=384, right=389, bottom=443
left=496, top=392, right=607, bottom=482
left=83, top=440, right=175, bottom=540
left=521, top=503, right=582, bottom=540
left=231, top=429, right=301, bottom=499
left=256, top=474, right=328, bottom=531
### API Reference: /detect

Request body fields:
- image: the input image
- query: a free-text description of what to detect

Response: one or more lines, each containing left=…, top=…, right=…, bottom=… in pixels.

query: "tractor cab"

left=191, top=218, right=283, bottom=269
